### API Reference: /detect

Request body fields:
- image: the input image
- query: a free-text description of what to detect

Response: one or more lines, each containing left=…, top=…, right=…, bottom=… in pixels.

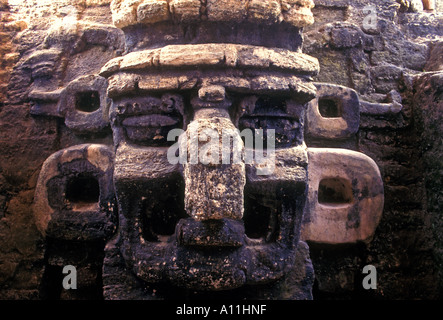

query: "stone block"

left=159, top=44, right=226, bottom=66
left=110, top=0, right=142, bottom=28
left=281, top=0, right=315, bottom=27
left=305, top=83, right=360, bottom=139
left=137, top=74, right=181, bottom=91
left=176, top=218, right=245, bottom=247
left=301, top=148, right=384, bottom=244
left=137, top=0, right=170, bottom=24
left=33, top=144, right=116, bottom=241
left=198, top=85, right=226, bottom=102
left=236, top=46, right=319, bottom=75
left=247, top=0, right=281, bottom=23
left=169, top=0, right=201, bottom=23
left=106, top=73, right=138, bottom=98
left=206, top=0, right=248, bottom=22
left=370, top=64, right=403, bottom=93
left=425, top=41, right=443, bottom=71
left=57, top=75, right=110, bottom=134
left=118, top=49, right=160, bottom=70
left=85, top=0, right=113, bottom=6
left=330, top=25, right=363, bottom=48
left=101, top=44, right=319, bottom=78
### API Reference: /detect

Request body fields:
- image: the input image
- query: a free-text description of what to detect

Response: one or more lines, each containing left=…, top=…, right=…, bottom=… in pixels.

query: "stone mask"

left=108, top=84, right=311, bottom=294
left=31, top=0, right=384, bottom=300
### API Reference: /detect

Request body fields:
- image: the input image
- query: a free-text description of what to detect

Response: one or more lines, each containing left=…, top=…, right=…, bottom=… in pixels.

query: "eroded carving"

left=28, top=0, right=384, bottom=300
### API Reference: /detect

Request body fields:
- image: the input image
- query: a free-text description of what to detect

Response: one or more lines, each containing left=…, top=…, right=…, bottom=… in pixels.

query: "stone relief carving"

left=26, top=0, right=385, bottom=299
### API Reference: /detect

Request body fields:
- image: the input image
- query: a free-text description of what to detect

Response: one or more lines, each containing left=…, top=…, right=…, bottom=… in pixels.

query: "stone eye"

left=74, top=91, right=101, bottom=113
left=238, top=95, right=303, bottom=148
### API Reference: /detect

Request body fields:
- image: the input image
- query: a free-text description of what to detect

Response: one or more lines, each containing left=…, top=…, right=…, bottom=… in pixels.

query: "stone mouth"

left=116, top=150, right=306, bottom=291
left=130, top=232, right=293, bottom=291
left=169, top=259, right=247, bottom=291
left=120, top=178, right=302, bottom=290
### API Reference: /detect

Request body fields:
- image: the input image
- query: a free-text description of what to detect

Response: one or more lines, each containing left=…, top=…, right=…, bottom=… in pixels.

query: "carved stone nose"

left=182, top=86, right=246, bottom=222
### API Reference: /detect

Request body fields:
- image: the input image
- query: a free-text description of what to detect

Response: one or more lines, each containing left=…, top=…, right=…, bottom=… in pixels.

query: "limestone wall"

left=303, top=0, right=442, bottom=299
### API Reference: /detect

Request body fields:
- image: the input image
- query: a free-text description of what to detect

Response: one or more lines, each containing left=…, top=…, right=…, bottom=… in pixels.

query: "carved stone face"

left=29, top=0, right=384, bottom=300
left=109, top=83, right=310, bottom=292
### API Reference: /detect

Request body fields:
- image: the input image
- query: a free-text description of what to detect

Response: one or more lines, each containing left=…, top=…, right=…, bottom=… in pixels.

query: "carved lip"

left=131, top=238, right=292, bottom=291
left=169, top=264, right=247, bottom=291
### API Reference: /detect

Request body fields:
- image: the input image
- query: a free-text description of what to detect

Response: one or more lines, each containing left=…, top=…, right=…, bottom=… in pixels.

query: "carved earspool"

left=32, top=0, right=383, bottom=300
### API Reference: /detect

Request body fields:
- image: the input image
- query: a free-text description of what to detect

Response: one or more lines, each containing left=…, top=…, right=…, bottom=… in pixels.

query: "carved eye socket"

left=75, top=91, right=101, bottom=113
left=114, top=94, right=185, bottom=147
left=238, top=95, right=303, bottom=148
left=318, top=97, right=342, bottom=118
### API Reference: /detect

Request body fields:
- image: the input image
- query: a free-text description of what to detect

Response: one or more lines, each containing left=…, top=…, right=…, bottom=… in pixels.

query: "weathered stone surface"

left=360, top=100, right=403, bottom=115
left=413, top=71, right=443, bottom=296
left=137, top=0, right=169, bottom=24
left=198, top=85, right=226, bottom=102
left=100, top=44, right=319, bottom=76
left=159, top=44, right=226, bottom=66
left=113, top=144, right=179, bottom=182
left=109, top=0, right=315, bottom=28
left=183, top=108, right=246, bottom=221
left=399, top=0, right=424, bottom=12
left=330, top=23, right=364, bottom=48
left=106, top=69, right=317, bottom=105
left=169, top=0, right=200, bottom=23
left=0, top=5, right=24, bottom=104
left=110, top=0, right=141, bottom=28
left=3, top=0, right=443, bottom=302
left=371, top=64, right=404, bottom=94
left=33, top=144, right=116, bottom=241
left=177, top=218, right=245, bottom=247
left=57, top=75, right=110, bottom=134
left=280, top=0, right=315, bottom=27
left=248, top=0, right=281, bottom=23
left=305, top=83, right=360, bottom=139
left=301, top=148, right=384, bottom=244
left=425, top=41, right=443, bottom=71
left=206, top=0, right=248, bottom=22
